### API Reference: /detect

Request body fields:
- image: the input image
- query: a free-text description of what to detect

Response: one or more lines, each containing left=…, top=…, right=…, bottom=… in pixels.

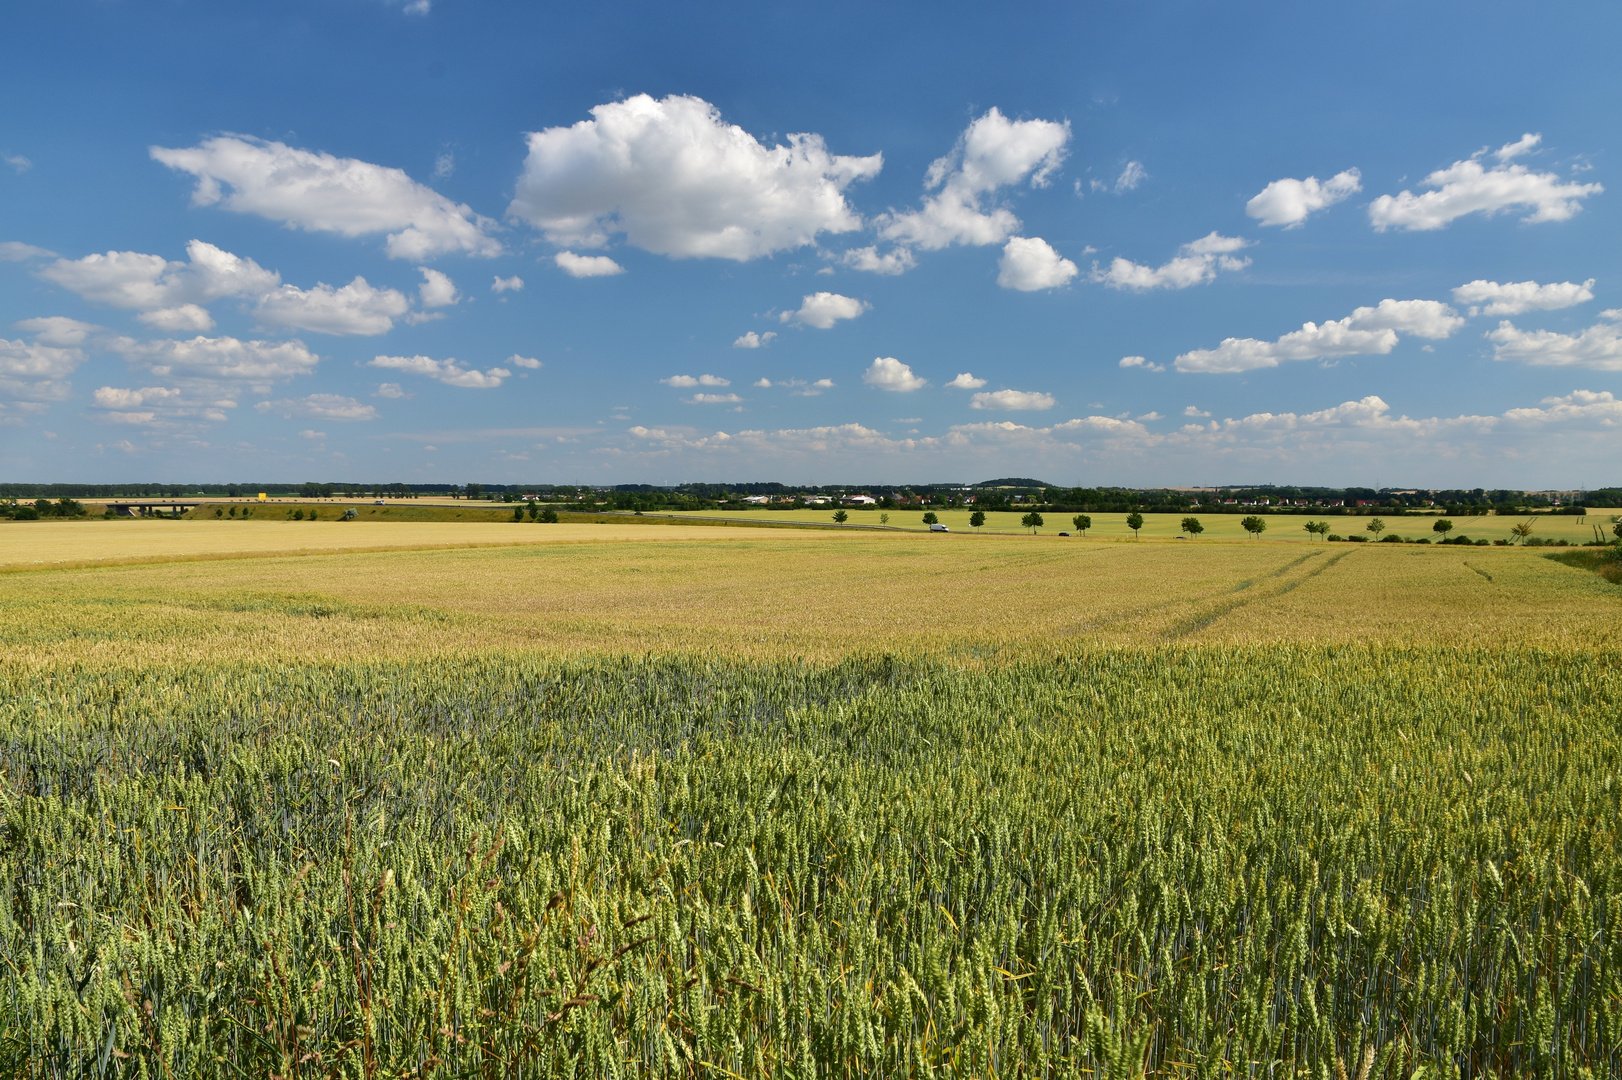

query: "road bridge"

left=106, top=501, right=200, bottom=517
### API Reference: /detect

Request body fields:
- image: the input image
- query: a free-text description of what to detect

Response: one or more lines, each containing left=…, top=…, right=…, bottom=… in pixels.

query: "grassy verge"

left=1545, top=546, right=1622, bottom=584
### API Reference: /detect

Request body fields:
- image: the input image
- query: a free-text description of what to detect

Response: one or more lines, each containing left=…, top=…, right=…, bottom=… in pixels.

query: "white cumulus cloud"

left=1175, top=298, right=1462, bottom=373
left=1343, top=298, right=1465, bottom=339
left=997, top=236, right=1078, bottom=291
left=971, top=389, right=1055, bottom=411
left=137, top=304, right=216, bottom=332
left=1369, top=135, right=1602, bottom=231
left=945, top=372, right=986, bottom=389
left=369, top=354, right=510, bottom=388
left=554, top=251, right=626, bottom=277
left=491, top=275, right=524, bottom=293
left=255, top=393, right=379, bottom=421
left=417, top=267, right=459, bottom=308
left=93, top=386, right=180, bottom=410
left=40, top=240, right=279, bottom=311
left=733, top=331, right=776, bottom=348
left=256, top=277, right=410, bottom=336
left=507, top=354, right=542, bottom=369
left=1501, top=389, right=1622, bottom=424
left=14, top=316, right=99, bottom=347
left=1452, top=278, right=1595, bottom=317
left=111, top=334, right=321, bottom=381
left=1119, top=355, right=1165, bottom=372
left=0, top=337, right=85, bottom=401
left=1246, top=169, right=1362, bottom=228
left=661, top=374, right=729, bottom=387
left=863, top=356, right=926, bottom=392
left=879, top=107, right=1069, bottom=251
left=1495, top=133, right=1542, bottom=162
left=509, top=94, right=880, bottom=260
left=839, top=246, right=916, bottom=275
left=1091, top=232, right=1251, bottom=290
left=781, top=291, right=867, bottom=329
left=690, top=392, right=743, bottom=404
left=150, top=136, right=502, bottom=259
left=1487, top=314, right=1622, bottom=371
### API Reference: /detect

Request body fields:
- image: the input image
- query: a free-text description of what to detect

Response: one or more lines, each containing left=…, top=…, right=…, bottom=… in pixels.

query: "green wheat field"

left=3, top=519, right=1621, bottom=1078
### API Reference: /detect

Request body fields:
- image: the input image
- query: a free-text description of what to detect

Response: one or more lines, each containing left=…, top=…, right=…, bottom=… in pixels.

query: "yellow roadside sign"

left=258, top=493, right=267, bottom=501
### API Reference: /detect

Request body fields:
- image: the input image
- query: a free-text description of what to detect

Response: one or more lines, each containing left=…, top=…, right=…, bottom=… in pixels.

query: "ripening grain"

left=0, top=529, right=1617, bottom=663
left=2, top=527, right=1619, bottom=1077
left=4, top=650, right=1621, bottom=1077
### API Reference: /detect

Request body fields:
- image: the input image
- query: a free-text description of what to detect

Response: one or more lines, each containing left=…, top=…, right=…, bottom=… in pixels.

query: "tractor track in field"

left=1165, top=549, right=1352, bottom=638
left=1067, top=549, right=1341, bottom=639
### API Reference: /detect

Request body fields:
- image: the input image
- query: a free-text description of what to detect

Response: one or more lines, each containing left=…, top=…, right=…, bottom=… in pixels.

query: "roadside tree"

left=1021, top=512, right=1044, bottom=533
left=970, top=510, right=986, bottom=528
left=1366, top=518, right=1386, bottom=539
left=833, top=509, right=848, bottom=524
left=922, top=512, right=938, bottom=525
left=1304, top=520, right=1329, bottom=539
left=1181, top=517, right=1204, bottom=537
left=1510, top=520, right=1535, bottom=544
left=1433, top=519, right=1454, bottom=539
left=1126, top=512, right=1144, bottom=538
left=1073, top=514, right=1091, bottom=535
left=1241, top=515, right=1267, bottom=538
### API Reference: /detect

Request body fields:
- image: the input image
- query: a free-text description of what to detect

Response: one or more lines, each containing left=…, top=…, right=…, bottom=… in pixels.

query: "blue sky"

left=3, top=0, right=1620, bottom=487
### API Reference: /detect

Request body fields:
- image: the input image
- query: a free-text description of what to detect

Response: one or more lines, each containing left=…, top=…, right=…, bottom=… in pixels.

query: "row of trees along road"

left=832, top=511, right=1622, bottom=544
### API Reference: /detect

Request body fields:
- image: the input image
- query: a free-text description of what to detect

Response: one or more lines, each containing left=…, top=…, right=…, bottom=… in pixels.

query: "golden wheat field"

left=1, top=517, right=1617, bottom=663
left=5, top=516, right=1622, bottom=1077
left=0, top=519, right=755, bottom=573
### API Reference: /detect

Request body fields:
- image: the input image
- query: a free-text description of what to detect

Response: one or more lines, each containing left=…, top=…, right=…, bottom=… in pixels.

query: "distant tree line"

left=2, top=497, right=88, bottom=520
